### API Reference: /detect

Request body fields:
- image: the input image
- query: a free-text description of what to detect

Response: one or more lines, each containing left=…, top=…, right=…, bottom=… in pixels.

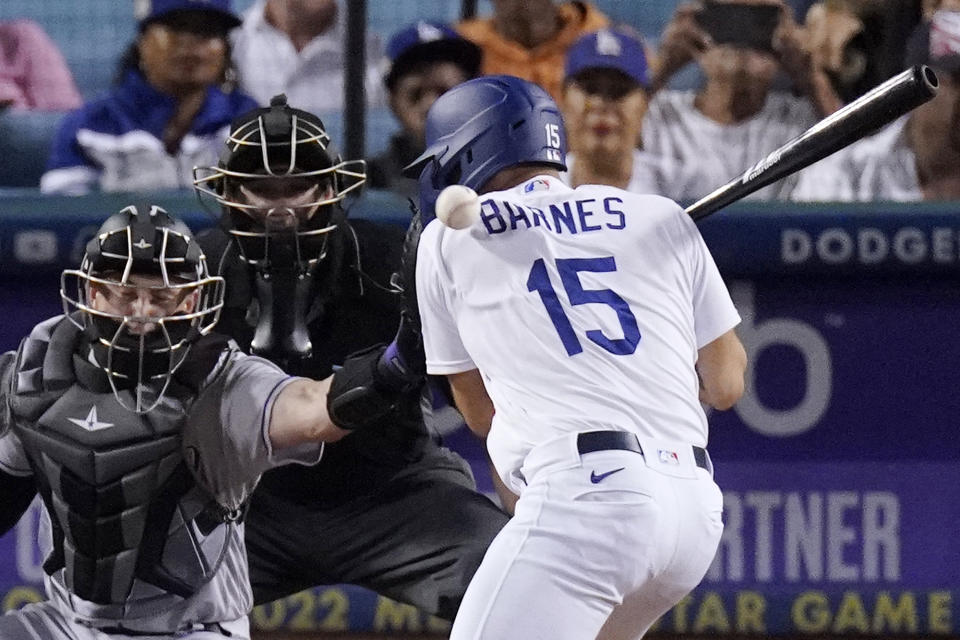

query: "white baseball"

left=435, top=185, right=481, bottom=230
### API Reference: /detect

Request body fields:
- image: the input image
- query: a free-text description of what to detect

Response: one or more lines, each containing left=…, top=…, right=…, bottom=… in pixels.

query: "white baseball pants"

left=450, top=432, right=723, bottom=640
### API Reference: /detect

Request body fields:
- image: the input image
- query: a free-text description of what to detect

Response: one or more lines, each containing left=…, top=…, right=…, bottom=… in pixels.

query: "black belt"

left=576, top=431, right=712, bottom=474
left=90, top=623, right=232, bottom=637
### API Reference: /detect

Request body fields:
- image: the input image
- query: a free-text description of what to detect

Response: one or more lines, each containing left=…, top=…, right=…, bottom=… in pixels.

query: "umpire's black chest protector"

left=202, top=221, right=430, bottom=506
left=7, top=316, right=231, bottom=606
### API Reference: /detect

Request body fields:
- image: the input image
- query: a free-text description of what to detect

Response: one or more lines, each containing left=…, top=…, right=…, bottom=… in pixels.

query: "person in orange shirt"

left=456, top=0, right=608, bottom=102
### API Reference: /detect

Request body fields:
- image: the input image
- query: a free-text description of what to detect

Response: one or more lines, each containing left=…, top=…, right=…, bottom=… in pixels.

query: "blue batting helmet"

left=403, top=75, right=567, bottom=221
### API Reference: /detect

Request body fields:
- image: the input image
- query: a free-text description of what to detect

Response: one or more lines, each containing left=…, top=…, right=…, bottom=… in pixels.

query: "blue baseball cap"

left=135, top=0, right=242, bottom=30
left=384, top=21, right=482, bottom=90
left=565, top=29, right=650, bottom=89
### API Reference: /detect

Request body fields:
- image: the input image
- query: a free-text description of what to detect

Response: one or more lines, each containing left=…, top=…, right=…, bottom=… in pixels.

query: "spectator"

left=804, top=0, right=923, bottom=103
left=368, top=21, right=481, bottom=199
left=803, top=2, right=875, bottom=103
left=40, top=0, right=256, bottom=195
left=925, top=0, right=960, bottom=17
left=456, top=0, right=608, bottom=102
left=0, top=20, right=81, bottom=111
left=560, top=28, right=674, bottom=194
left=232, top=0, right=385, bottom=114
left=794, top=10, right=960, bottom=201
left=643, top=0, right=841, bottom=202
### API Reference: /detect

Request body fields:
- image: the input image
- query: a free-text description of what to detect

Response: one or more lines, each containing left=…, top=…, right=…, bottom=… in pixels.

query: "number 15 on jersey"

left=526, top=256, right=641, bottom=357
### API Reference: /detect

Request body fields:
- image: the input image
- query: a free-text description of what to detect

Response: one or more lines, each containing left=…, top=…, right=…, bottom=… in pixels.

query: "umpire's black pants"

left=244, top=443, right=508, bottom=621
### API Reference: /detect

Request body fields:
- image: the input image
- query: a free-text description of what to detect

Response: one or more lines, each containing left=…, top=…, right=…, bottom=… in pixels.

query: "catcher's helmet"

left=403, top=75, right=566, bottom=220
left=61, top=205, right=224, bottom=413
left=193, top=94, right=366, bottom=272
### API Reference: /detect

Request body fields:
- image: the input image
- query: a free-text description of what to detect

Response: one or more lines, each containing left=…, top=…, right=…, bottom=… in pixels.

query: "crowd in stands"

left=794, top=6, right=960, bottom=201
left=1, top=0, right=957, bottom=203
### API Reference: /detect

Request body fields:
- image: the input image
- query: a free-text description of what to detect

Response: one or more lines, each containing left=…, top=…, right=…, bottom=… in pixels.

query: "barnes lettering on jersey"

left=480, top=197, right=626, bottom=235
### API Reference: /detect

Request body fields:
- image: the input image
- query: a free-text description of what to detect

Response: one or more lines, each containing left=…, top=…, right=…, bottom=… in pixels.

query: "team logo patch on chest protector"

left=8, top=316, right=233, bottom=608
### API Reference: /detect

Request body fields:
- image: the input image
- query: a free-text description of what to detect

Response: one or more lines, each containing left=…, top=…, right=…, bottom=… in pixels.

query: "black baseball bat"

left=685, top=65, right=939, bottom=221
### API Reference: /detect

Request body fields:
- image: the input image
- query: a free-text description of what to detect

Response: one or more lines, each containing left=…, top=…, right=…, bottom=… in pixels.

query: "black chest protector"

left=7, top=316, right=231, bottom=606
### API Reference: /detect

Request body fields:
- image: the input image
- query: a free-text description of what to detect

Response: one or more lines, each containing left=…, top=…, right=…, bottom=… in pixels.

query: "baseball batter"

left=408, top=76, right=747, bottom=640
left=0, top=206, right=369, bottom=639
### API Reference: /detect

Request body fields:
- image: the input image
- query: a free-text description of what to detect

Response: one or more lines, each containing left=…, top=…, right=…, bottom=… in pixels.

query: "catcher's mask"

left=193, top=94, right=366, bottom=273
left=61, top=205, right=225, bottom=413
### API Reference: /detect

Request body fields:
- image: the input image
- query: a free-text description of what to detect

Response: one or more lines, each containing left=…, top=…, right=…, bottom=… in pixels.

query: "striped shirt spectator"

left=643, top=90, right=818, bottom=202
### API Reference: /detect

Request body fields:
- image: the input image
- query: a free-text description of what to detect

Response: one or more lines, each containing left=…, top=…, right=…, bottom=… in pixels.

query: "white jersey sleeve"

left=672, top=209, right=741, bottom=347
left=183, top=350, right=323, bottom=510
left=417, top=220, right=477, bottom=375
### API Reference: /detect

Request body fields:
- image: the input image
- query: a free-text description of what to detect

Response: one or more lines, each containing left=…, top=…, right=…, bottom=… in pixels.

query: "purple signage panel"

left=706, top=276, right=960, bottom=462
left=671, top=461, right=960, bottom=635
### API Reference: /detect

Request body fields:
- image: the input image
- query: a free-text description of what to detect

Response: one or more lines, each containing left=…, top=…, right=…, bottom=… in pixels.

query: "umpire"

left=193, top=95, right=508, bottom=619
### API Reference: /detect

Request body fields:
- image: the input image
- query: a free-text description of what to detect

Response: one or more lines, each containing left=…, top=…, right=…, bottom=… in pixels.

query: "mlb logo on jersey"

left=658, top=449, right=680, bottom=465
left=524, top=179, right=551, bottom=193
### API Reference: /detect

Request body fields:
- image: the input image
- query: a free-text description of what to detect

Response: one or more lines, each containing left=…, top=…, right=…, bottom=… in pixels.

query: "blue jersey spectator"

left=41, top=0, right=257, bottom=194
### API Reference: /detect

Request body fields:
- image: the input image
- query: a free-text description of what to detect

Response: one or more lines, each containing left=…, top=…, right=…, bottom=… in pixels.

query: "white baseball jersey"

left=416, top=175, right=740, bottom=490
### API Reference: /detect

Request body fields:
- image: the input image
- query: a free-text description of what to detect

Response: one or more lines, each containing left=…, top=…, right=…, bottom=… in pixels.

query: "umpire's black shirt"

left=199, top=218, right=430, bottom=507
